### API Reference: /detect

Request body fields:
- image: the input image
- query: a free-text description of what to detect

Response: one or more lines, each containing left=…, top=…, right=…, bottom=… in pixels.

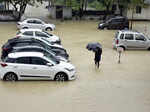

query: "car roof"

left=8, top=52, right=44, bottom=58
left=119, top=30, right=141, bottom=34
left=20, top=29, right=42, bottom=32
left=25, top=18, right=43, bottom=21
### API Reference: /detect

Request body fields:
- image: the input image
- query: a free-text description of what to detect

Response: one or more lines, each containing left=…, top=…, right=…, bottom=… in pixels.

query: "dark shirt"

left=95, top=49, right=102, bottom=61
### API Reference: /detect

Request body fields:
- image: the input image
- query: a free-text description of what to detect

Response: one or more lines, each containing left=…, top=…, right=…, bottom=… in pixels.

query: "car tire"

left=54, top=72, right=68, bottom=81
left=22, top=27, right=28, bottom=29
left=46, top=27, right=52, bottom=31
left=3, top=72, right=18, bottom=81
left=120, top=46, right=126, bottom=51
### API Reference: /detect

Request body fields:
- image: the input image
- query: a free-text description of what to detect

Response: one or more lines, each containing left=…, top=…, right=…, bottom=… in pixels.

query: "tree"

left=0, top=0, right=43, bottom=19
left=97, top=0, right=115, bottom=12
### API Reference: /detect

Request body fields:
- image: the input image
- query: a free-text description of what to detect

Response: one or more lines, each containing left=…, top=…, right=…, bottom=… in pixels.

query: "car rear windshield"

left=16, top=31, right=21, bottom=35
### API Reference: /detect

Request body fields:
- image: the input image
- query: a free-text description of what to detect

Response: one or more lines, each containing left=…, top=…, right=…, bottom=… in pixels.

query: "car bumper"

left=17, top=25, right=22, bottom=29
left=68, top=70, right=76, bottom=81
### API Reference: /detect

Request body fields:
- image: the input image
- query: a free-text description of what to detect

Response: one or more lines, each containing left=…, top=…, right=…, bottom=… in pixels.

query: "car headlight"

left=99, top=23, right=103, bottom=26
left=65, top=68, right=74, bottom=72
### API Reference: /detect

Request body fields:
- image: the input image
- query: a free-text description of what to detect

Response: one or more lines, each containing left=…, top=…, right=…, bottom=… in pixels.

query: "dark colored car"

left=1, top=38, right=69, bottom=60
left=98, top=16, right=129, bottom=30
left=12, top=45, right=69, bottom=62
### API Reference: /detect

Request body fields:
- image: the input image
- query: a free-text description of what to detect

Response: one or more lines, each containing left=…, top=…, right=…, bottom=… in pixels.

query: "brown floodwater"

left=0, top=21, right=150, bottom=112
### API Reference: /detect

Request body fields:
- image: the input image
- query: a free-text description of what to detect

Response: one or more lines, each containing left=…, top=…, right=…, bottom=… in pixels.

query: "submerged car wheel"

left=54, top=73, right=68, bottom=81
left=4, top=73, right=18, bottom=81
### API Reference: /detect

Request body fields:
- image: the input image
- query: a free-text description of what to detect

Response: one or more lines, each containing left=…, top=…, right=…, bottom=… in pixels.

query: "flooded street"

left=0, top=21, right=150, bottom=112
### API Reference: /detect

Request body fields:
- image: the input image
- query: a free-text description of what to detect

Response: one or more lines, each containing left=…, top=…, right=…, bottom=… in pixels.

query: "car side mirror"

left=46, top=63, right=53, bottom=67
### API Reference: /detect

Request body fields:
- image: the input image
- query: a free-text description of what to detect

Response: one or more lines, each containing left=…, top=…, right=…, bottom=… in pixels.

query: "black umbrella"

left=86, top=42, right=102, bottom=52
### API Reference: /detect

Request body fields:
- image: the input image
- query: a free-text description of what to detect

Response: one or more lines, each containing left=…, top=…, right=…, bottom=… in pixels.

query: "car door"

left=22, top=31, right=34, bottom=38
left=135, top=34, right=148, bottom=49
left=13, top=57, right=33, bottom=80
left=29, top=57, right=54, bottom=80
left=124, top=33, right=135, bottom=49
left=26, top=20, right=35, bottom=28
left=33, top=20, right=44, bottom=29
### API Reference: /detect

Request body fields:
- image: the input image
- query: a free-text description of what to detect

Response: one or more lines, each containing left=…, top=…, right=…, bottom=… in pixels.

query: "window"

left=44, top=52, right=59, bottom=64
left=27, top=20, right=34, bottom=23
left=35, top=31, right=48, bottom=38
left=120, top=34, right=124, bottom=39
left=136, top=6, right=142, bottom=14
left=34, top=20, right=42, bottom=24
left=31, top=57, right=48, bottom=65
left=135, top=34, right=146, bottom=41
left=16, top=57, right=30, bottom=64
left=23, top=31, right=33, bottom=36
left=44, top=31, right=53, bottom=36
left=125, top=34, right=134, bottom=40
left=4, top=57, right=15, bottom=63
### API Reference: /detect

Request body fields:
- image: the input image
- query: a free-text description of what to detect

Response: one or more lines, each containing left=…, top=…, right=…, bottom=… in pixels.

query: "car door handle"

left=13, top=66, right=18, bottom=68
left=33, top=67, right=37, bottom=69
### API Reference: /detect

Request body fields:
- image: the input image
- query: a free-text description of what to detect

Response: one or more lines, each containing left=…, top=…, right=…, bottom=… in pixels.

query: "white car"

left=17, top=18, right=55, bottom=31
left=16, top=29, right=61, bottom=44
left=0, top=52, right=76, bottom=81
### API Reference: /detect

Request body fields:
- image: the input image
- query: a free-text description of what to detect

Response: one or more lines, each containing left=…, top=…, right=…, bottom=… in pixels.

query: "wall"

left=49, top=6, right=56, bottom=19
left=127, top=6, right=150, bottom=20
left=63, top=7, right=72, bottom=19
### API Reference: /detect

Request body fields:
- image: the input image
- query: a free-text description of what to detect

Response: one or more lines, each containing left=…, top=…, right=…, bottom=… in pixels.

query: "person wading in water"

left=94, top=47, right=102, bottom=68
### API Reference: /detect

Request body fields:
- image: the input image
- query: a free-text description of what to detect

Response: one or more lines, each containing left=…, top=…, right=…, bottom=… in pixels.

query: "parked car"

left=16, top=29, right=61, bottom=44
left=17, top=18, right=55, bottom=31
left=1, top=38, right=69, bottom=60
left=0, top=52, right=76, bottom=81
left=98, top=16, right=129, bottom=30
left=12, top=46, right=69, bottom=62
left=113, top=30, right=150, bottom=50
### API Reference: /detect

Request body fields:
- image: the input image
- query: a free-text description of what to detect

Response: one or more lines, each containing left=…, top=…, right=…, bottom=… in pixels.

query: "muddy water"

left=0, top=21, right=150, bottom=112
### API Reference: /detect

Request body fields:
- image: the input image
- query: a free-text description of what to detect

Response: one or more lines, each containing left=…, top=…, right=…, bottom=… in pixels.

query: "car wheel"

left=4, top=72, right=18, bottom=81
left=148, top=47, right=150, bottom=50
left=119, top=46, right=126, bottom=51
left=54, top=73, right=68, bottom=81
left=23, top=27, right=28, bottom=29
left=46, top=27, right=52, bottom=31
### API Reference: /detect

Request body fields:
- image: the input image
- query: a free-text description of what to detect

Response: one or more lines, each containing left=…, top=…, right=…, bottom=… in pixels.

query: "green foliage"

left=88, top=0, right=105, bottom=10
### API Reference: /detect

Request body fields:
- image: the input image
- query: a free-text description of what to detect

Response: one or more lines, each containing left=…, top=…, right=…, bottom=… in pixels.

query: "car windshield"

left=43, top=31, right=53, bottom=37
left=41, top=38, right=53, bottom=45
left=44, top=52, right=59, bottom=64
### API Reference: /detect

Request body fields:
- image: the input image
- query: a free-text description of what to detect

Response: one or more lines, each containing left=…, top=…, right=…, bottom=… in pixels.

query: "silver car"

left=113, top=30, right=150, bottom=50
left=17, top=18, right=55, bottom=31
left=16, top=29, right=61, bottom=44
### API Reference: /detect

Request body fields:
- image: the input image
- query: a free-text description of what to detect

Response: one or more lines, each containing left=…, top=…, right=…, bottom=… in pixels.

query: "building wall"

left=127, top=6, right=150, bottom=20
left=49, top=6, right=72, bottom=19
left=63, top=7, right=72, bottom=19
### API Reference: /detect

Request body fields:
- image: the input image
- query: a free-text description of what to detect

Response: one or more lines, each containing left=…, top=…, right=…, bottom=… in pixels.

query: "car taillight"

left=0, top=63, right=8, bottom=67
left=116, top=39, right=119, bottom=44
left=3, top=48, right=8, bottom=51
left=16, top=35, right=20, bottom=38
